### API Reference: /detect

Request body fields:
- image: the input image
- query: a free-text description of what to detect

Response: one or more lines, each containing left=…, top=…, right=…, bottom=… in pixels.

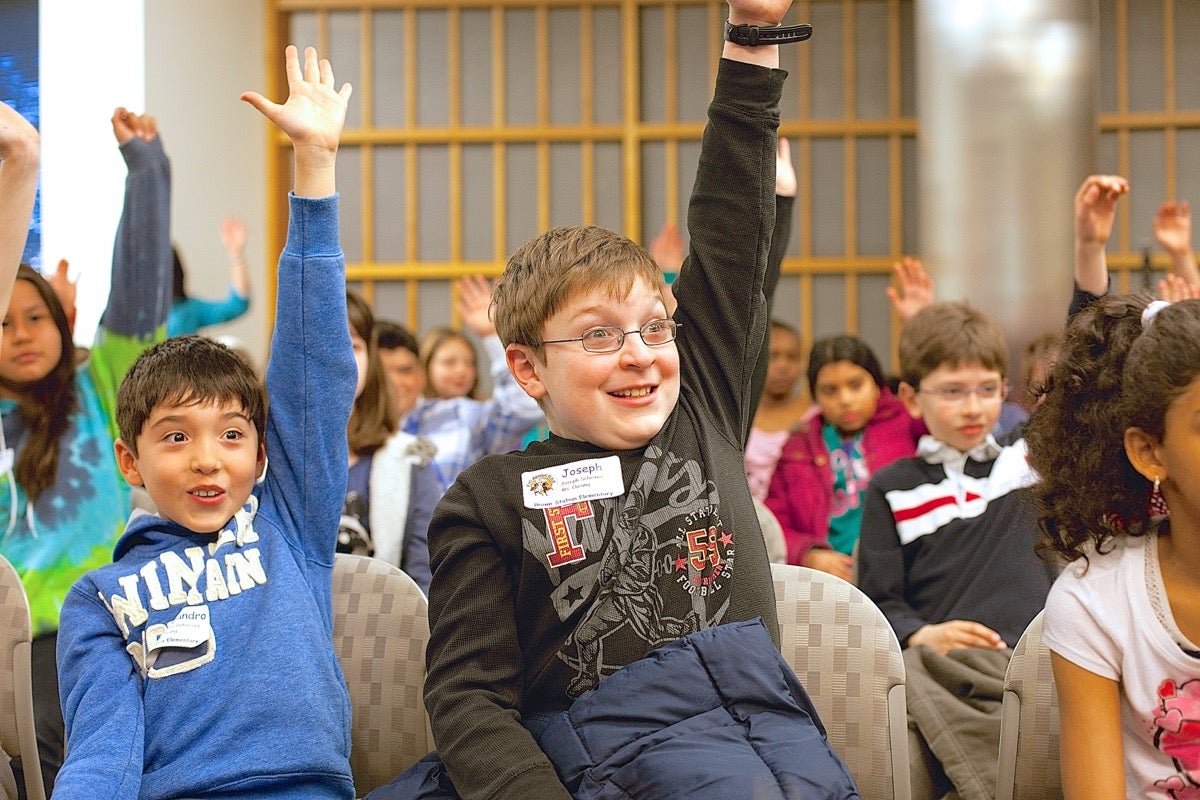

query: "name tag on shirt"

left=147, top=605, right=213, bottom=652
left=522, top=456, right=625, bottom=509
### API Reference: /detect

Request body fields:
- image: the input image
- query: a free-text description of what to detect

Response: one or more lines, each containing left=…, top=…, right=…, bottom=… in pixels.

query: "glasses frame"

left=539, top=318, right=681, bottom=353
left=917, top=380, right=1008, bottom=405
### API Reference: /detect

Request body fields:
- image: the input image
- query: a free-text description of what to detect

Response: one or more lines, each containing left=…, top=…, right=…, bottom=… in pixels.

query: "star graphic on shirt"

left=564, top=585, right=583, bottom=604
left=675, top=556, right=688, bottom=571
left=719, top=532, right=733, bottom=547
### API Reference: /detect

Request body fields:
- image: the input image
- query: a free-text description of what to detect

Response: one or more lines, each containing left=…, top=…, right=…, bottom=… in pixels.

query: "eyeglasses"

left=918, top=382, right=1007, bottom=405
left=540, top=318, right=680, bottom=353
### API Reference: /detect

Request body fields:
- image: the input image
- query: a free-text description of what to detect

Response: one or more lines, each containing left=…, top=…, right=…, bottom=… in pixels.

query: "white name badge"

left=0, top=448, right=13, bottom=474
left=522, top=456, right=625, bottom=510
left=147, top=605, right=212, bottom=651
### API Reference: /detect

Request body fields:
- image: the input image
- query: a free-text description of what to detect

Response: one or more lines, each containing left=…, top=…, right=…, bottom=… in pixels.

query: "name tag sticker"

left=0, top=448, right=13, bottom=473
left=522, top=456, right=624, bottom=509
left=147, top=605, right=212, bottom=652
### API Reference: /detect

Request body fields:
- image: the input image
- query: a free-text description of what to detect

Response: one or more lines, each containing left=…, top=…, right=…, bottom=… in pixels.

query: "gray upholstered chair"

left=771, top=562, right=911, bottom=800
left=996, top=611, right=1062, bottom=800
left=0, top=554, right=45, bottom=800
left=331, top=553, right=431, bottom=797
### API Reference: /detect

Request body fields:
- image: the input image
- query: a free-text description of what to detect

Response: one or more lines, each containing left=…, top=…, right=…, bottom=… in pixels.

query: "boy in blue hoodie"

left=51, top=46, right=357, bottom=800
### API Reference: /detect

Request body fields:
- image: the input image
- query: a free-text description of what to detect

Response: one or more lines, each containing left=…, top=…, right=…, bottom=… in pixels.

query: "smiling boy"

left=52, top=46, right=358, bottom=800
left=410, top=3, right=799, bottom=798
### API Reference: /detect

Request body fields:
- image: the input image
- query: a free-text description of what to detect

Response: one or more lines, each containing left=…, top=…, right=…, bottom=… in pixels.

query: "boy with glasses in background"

left=856, top=301, right=1057, bottom=799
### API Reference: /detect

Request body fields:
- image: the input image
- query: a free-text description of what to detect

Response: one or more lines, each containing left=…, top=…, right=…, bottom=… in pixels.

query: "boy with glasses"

left=858, top=300, right=1054, bottom=653
left=856, top=301, right=1057, bottom=799
left=382, top=3, right=829, bottom=797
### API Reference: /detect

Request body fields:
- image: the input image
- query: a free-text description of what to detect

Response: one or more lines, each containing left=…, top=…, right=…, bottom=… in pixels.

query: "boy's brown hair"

left=116, top=335, right=268, bottom=456
left=492, top=225, right=665, bottom=356
left=898, top=301, right=1009, bottom=388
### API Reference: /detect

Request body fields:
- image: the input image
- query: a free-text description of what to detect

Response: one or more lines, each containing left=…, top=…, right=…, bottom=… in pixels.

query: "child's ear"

left=1124, top=426, right=1166, bottom=483
left=898, top=381, right=923, bottom=419
left=114, top=439, right=144, bottom=487
left=255, top=442, right=268, bottom=483
left=506, top=343, right=548, bottom=401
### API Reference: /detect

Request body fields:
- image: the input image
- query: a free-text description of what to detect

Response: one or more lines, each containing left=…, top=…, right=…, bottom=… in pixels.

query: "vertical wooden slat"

left=842, top=1, right=857, bottom=332
left=449, top=7, right=463, bottom=263
left=1163, top=0, right=1177, bottom=202
left=264, top=5, right=289, bottom=340
left=537, top=5, right=551, bottom=233
left=492, top=7, right=507, bottom=264
left=404, top=7, right=419, bottom=272
left=360, top=9, right=376, bottom=300
left=1115, top=0, right=1131, bottom=260
left=581, top=5, right=595, bottom=224
left=622, top=0, right=641, bottom=239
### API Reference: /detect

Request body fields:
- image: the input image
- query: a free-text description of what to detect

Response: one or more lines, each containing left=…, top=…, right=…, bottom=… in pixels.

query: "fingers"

left=111, top=106, right=134, bottom=145
left=284, top=44, right=303, bottom=88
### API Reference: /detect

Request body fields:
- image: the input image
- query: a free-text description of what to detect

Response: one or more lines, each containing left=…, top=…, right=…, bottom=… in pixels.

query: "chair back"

left=0, top=555, right=45, bottom=800
left=996, top=611, right=1062, bottom=800
left=754, top=498, right=788, bottom=564
left=771, top=562, right=910, bottom=800
left=332, top=553, right=431, bottom=797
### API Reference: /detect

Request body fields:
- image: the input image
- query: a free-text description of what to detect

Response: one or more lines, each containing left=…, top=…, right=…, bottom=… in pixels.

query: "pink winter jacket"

left=763, top=389, right=923, bottom=565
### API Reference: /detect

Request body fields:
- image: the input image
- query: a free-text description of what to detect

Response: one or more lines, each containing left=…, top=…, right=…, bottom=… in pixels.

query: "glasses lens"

left=582, top=327, right=623, bottom=353
left=641, top=319, right=676, bottom=346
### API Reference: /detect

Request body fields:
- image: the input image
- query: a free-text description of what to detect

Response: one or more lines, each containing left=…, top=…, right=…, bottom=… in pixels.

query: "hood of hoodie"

left=113, top=496, right=259, bottom=562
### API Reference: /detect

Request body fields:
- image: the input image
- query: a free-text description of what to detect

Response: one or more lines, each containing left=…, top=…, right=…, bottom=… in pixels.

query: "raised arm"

left=220, top=214, right=252, bottom=298
left=1074, top=174, right=1129, bottom=297
left=0, top=102, right=38, bottom=327
left=1152, top=200, right=1200, bottom=286
left=242, top=45, right=356, bottom=570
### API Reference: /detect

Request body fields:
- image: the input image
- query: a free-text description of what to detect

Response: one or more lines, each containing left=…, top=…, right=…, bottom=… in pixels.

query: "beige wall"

left=145, top=1, right=269, bottom=368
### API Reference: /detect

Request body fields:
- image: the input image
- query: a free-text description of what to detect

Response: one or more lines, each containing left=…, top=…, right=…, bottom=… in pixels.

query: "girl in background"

left=345, top=290, right=437, bottom=593
left=167, top=215, right=252, bottom=337
left=744, top=319, right=807, bottom=502
left=0, top=107, right=172, bottom=791
left=1026, top=295, right=1200, bottom=799
left=765, top=334, right=922, bottom=581
left=421, top=325, right=480, bottom=400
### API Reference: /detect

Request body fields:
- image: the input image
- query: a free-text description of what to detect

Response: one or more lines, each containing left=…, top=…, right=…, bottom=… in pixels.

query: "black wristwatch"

left=724, top=20, right=813, bottom=46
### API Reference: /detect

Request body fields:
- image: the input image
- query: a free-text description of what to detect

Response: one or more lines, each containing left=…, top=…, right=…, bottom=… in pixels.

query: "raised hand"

left=649, top=222, right=685, bottom=273
left=48, top=258, right=77, bottom=333
left=886, top=256, right=934, bottom=324
left=1153, top=200, right=1192, bottom=257
left=220, top=215, right=249, bottom=259
left=1158, top=273, right=1200, bottom=303
left=241, top=45, right=353, bottom=198
left=111, top=108, right=158, bottom=146
left=456, top=275, right=496, bottom=337
left=0, top=102, right=39, bottom=332
left=1074, top=174, right=1129, bottom=248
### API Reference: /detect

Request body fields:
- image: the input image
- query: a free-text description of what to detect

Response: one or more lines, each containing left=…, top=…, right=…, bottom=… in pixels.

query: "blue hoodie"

left=54, top=195, right=356, bottom=800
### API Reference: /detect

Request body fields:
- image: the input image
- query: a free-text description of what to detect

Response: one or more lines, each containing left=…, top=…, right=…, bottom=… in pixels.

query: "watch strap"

left=724, top=20, right=813, bottom=46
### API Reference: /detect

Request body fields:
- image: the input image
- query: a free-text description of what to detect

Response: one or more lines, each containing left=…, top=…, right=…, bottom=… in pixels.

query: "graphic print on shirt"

left=524, top=445, right=734, bottom=696
left=1153, top=677, right=1200, bottom=797
left=100, top=503, right=267, bottom=679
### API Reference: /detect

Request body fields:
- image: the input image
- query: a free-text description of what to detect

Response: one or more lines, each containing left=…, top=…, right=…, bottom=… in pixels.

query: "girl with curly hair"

left=1026, top=293, right=1200, bottom=799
